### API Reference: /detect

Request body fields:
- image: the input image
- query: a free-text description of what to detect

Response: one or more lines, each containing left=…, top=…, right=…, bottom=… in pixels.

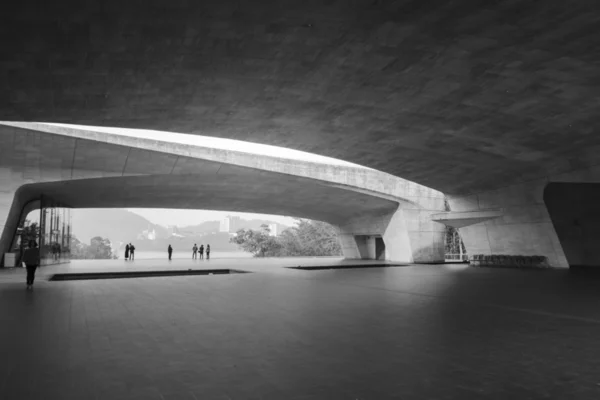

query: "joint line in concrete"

left=122, top=147, right=132, bottom=176
left=70, top=139, right=78, bottom=180
left=170, top=156, right=180, bottom=174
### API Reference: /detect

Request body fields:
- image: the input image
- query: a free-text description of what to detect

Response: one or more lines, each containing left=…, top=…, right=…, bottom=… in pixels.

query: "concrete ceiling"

left=2, top=0, right=599, bottom=195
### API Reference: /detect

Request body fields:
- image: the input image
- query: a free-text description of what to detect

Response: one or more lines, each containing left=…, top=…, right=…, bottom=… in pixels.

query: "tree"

left=230, top=224, right=281, bottom=257
left=230, top=219, right=342, bottom=257
left=20, top=221, right=40, bottom=245
left=70, top=236, right=88, bottom=259
left=89, top=236, right=115, bottom=259
left=279, top=219, right=342, bottom=256
left=70, top=235, right=117, bottom=259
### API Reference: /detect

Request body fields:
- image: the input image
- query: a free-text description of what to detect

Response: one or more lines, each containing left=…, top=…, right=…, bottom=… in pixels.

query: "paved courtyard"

left=1, top=258, right=600, bottom=399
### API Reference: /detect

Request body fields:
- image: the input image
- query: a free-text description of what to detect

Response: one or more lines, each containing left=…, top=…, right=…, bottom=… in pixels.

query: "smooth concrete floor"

left=1, top=258, right=600, bottom=399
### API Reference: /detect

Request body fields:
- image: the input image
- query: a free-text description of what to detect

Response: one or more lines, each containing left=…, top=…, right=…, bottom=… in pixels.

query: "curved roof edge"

left=0, top=121, right=444, bottom=206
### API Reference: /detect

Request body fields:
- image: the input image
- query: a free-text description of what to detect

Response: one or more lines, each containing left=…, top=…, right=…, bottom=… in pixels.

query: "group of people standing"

left=124, top=243, right=136, bottom=260
left=166, top=244, right=210, bottom=260
left=192, top=244, right=210, bottom=259
left=121, top=243, right=212, bottom=261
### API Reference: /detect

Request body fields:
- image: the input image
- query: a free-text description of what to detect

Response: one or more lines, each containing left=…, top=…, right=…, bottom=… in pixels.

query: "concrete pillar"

left=381, top=208, right=413, bottom=262
left=0, top=188, right=23, bottom=266
left=402, top=208, right=446, bottom=263
left=337, top=233, right=373, bottom=260
left=338, top=232, right=361, bottom=259
left=365, top=236, right=376, bottom=259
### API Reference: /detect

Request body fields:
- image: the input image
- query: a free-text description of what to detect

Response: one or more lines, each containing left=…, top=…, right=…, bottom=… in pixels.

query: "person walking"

left=199, top=244, right=204, bottom=259
left=125, top=243, right=130, bottom=260
left=23, top=240, right=40, bottom=290
left=192, top=244, right=198, bottom=259
left=168, top=244, right=173, bottom=260
left=206, top=244, right=210, bottom=260
left=129, top=243, right=135, bottom=260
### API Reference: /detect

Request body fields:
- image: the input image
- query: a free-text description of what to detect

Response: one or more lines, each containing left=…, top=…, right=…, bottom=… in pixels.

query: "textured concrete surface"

left=2, top=1, right=599, bottom=196
left=0, top=123, right=445, bottom=264
left=2, top=260, right=600, bottom=399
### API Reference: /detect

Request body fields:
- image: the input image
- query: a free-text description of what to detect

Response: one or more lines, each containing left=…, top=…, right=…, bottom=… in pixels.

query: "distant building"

left=267, top=223, right=278, bottom=237
left=140, top=227, right=156, bottom=240
left=167, top=225, right=179, bottom=236
left=138, top=227, right=157, bottom=240
left=220, top=216, right=242, bottom=234
left=219, top=218, right=229, bottom=233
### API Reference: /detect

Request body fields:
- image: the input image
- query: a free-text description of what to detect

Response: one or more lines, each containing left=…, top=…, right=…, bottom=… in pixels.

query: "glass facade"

left=10, top=196, right=72, bottom=266
left=39, top=196, right=71, bottom=265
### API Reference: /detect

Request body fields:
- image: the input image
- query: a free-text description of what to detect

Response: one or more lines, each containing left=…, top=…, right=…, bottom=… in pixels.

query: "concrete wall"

left=544, top=183, right=600, bottom=268
left=447, top=165, right=600, bottom=269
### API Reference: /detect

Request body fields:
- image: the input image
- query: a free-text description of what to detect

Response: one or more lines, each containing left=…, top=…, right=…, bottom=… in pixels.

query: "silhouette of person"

left=199, top=244, right=204, bottom=259
left=192, top=244, right=198, bottom=259
left=129, top=243, right=135, bottom=260
left=206, top=244, right=210, bottom=260
left=168, top=245, right=173, bottom=260
left=23, top=240, right=40, bottom=290
left=125, top=243, right=130, bottom=260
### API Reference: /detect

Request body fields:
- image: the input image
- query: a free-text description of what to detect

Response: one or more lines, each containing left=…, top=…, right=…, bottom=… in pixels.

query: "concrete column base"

left=337, top=204, right=445, bottom=264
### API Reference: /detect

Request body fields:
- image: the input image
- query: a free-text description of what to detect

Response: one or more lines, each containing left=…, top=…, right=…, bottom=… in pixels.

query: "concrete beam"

left=431, top=209, right=504, bottom=228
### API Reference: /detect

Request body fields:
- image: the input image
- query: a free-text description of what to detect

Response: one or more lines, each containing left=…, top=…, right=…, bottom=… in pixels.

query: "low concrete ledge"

left=431, top=209, right=503, bottom=228
left=470, top=254, right=550, bottom=269
left=50, top=269, right=250, bottom=281
left=286, top=263, right=408, bottom=271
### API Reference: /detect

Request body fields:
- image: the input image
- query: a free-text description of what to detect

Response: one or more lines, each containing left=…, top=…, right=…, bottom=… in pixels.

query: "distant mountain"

left=134, top=232, right=239, bottom=253
left=178, top=221, right=221, bottom=235
left=179, top=219, right=290, bottom=235
left=238, top=219, right=290, bottom=234
left=71, top=209, right=168, bottom=246
left=71, top=209, right=292, bottom=253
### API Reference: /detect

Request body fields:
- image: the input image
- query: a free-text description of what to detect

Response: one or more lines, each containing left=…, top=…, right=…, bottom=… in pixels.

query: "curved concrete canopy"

left=2, top=1, right=599, bottom=195
left=0, top=121, right=443, bottom=207
left=0, top=123, right=447, bottom=264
